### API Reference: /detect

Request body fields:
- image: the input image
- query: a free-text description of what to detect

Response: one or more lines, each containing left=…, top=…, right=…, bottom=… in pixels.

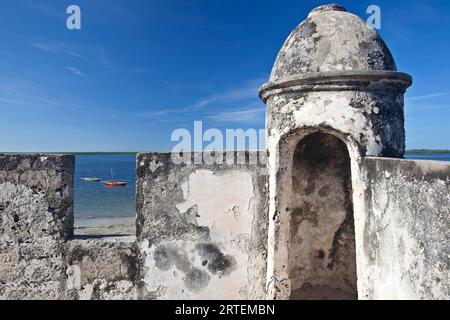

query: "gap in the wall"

left=73, top=153, right=136, bottom=237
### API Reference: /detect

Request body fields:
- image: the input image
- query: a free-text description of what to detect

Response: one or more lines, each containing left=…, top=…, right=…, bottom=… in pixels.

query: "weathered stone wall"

left=64, top=236, right=138, bottom=300
left=0, top=153, right=268, bottom=300
left=0, top=154, right=140, bottom=300
left=1, top=153, right=448, bottom=300
left=361, top=157, right=449, bottom=300
left=136, top=152, right=268, bottom=299
left=0, top=154, right=74, bottom=299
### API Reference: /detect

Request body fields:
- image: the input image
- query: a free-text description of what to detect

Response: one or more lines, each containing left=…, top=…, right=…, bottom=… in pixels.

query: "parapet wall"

left=0, top=152, right=268, bottom=300
left=361, top=157, right=449, bottom=300
left=136, top=152, right=268, bottom=299
left=0, top=153, right=448, bottom=300
left=64, top=236, right=138, bottom=300
left=0, top=154, right=74, bottom=299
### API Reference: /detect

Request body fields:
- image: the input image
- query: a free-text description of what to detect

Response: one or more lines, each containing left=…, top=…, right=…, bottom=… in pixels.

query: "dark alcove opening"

left=289, top=132, right=357, bottom=300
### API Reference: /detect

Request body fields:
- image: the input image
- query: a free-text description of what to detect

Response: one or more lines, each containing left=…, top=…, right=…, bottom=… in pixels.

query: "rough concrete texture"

left=0, top=155, right=139, bottom=300
left=361, top=158, right=449, bottom=300
left=0, top=154, right=74, bottom=299
left=136, top=152, right=268, bottom=299
left=289, top=132, right=357, bottom=300
left=64, top=236, right=137, bottom=300
left=0, top=155, right=74, bottom=238
left=264, top=88, right=408, bottom=158
left=269, top=3, right=396, bottom=81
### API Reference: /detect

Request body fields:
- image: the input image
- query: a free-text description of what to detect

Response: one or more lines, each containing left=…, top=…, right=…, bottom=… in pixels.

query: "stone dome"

left=270, top=3, right=397, bottom=82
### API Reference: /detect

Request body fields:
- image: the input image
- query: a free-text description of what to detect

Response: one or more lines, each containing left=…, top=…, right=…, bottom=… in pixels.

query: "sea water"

left=405, top=153, right=450, bottom=162
left=74, top=154, right=136, bottom=226
left=74, top=153, right=450, bottom=224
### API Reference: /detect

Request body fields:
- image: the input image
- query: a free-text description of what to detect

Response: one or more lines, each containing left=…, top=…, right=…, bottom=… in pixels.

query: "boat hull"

left=103, top=181, right=127, bottom=187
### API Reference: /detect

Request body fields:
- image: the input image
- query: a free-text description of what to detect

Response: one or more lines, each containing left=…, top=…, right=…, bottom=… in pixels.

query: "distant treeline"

left=71, top=152, right=138, bottom=155
left=75, top=150, right=450, bottom=155
left=405, top=149, right=450, bottom=154
left=2, top=150, right=450, bottom=155
left=0, top=152, right=138, bottom=155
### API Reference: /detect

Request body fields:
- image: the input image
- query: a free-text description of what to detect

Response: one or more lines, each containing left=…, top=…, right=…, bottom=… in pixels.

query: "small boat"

left=81, top=177, right=102, bottom=182
left=104, top=181, right=127, bottom=187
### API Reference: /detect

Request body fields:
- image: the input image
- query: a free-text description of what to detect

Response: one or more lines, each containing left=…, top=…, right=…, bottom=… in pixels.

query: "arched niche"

left=289, top=132, right=357, bottom=300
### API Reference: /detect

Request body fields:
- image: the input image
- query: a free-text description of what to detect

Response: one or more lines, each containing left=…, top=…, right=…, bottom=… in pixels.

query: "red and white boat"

left=103, top=181, right=127, bottom=187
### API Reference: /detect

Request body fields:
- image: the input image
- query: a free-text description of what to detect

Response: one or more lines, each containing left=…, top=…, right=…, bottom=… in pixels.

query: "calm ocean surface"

left=405, top=153, right=450, bottom=162
left=74, top=153, right=450, bottom=220
left=75, top=154, right=136, bottom=220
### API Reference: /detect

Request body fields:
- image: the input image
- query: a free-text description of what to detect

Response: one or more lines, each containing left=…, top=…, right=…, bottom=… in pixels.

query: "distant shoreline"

left=2, top=150, right=450, bottom=155
left=68, top=152, right=138, bottom=155
left=1, top=151, right=139, bottom=155
left=405, top=149, right=450, bottom=154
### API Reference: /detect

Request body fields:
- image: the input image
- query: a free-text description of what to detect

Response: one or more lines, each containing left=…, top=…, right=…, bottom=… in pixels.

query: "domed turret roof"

left=270, top=3, right=397, bottom=82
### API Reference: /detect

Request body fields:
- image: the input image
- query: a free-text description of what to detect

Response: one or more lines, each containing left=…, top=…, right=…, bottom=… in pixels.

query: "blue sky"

left=0, top=0, right=449, bottom=152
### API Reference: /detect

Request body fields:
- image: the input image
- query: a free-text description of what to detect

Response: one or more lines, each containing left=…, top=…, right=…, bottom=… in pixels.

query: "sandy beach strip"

left=74, top=216, right=136, bottom=236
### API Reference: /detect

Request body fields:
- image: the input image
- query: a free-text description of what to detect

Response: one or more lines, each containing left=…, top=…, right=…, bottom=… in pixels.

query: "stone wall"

left=361, top=157, right=449, bottom=300
left=1, top=153, right=449, bottom=300
left=0, top=153, right=269, bottom=300
left=64, top=236, right=138, bottom=300
left=136, top=152, right=268, bottom=299
left=0, top=154, right=74, bottom=299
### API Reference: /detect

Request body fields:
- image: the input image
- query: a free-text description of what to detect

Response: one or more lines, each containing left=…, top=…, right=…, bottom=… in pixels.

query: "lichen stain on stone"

left=154, top=244, right=190, bottom=273
left=151, top=241, right=237, bottom=294
left=195, top=243, right=237, bottom=277
left=184, top=267, right=210, bottom=293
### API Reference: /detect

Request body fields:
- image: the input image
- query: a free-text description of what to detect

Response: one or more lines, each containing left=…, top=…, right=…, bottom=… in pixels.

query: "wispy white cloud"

left=142, top=77, right=267, bottom=124
left=142, top=108, right=180, bottom=118
left=20, top=0, right=62, bottom=18
left=406, top=92, right=448, bottom=102
left=185, top=78, right=265, bottom=111
left=407, top=104, right=450, bottom=111
left=66, top=66, right=86, bottom=77
left=90, top=45, right=156, bottom=73
left=31, top=41, right=92, bottom=63
left=31, top=41, right=152, bottom=75
left=0, top=76, right=74, bottom=109
left=0, top=91, right=67, bottom=109
left=405, top=92, right=449, bottom=112
left=207, top=107, right=265, bottom=124
left=0, top=76, right=127, bottom=125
